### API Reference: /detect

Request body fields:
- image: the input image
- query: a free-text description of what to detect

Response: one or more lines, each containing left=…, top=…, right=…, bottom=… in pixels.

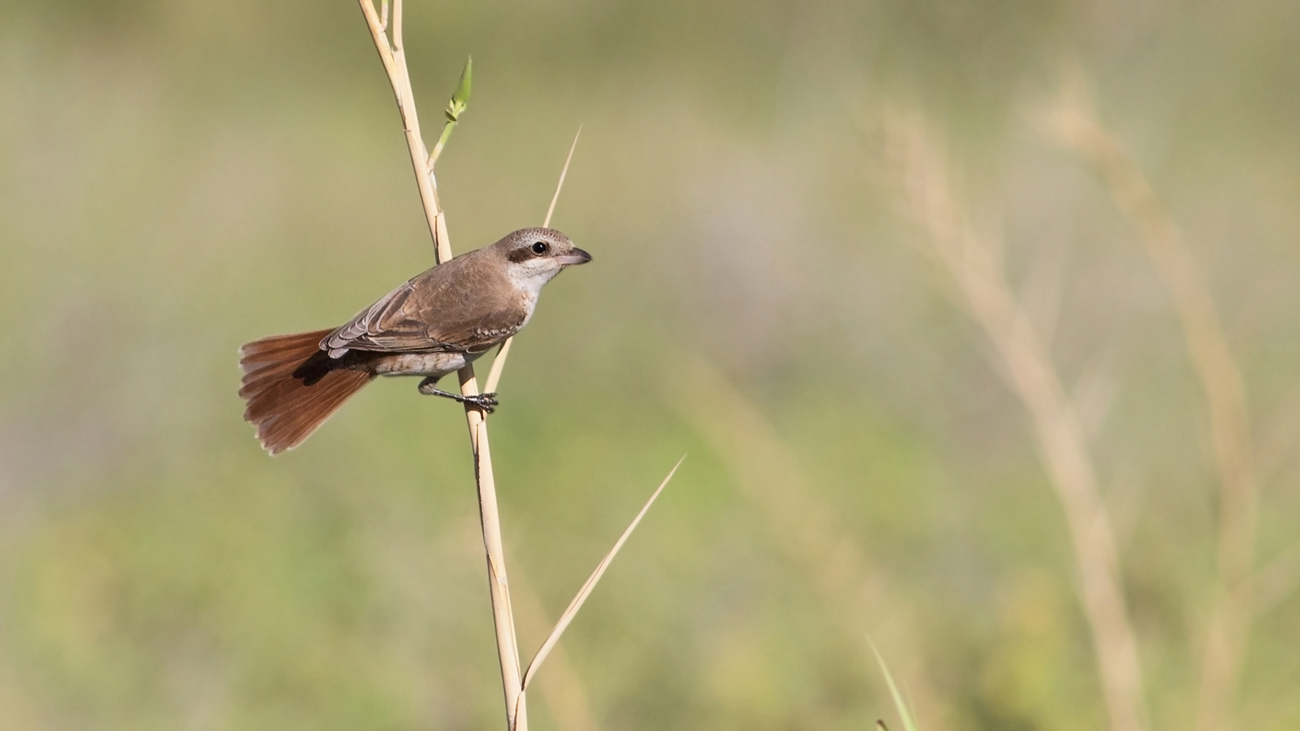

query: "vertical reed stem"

left=356, top=2, right=525, bottom=727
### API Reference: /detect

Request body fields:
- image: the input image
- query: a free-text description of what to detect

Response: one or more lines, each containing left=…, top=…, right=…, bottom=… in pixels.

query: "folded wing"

left=322, top=254, right=527, bottom=358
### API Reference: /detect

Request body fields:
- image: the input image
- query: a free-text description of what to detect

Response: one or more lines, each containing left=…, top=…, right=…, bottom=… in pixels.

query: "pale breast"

left=372, top=350, right=486, bottom=378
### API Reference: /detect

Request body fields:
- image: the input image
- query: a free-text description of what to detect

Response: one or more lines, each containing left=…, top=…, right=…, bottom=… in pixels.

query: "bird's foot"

left=462, top=392, right=499, bottom=413
left=418, top=378, right=498, bottom=413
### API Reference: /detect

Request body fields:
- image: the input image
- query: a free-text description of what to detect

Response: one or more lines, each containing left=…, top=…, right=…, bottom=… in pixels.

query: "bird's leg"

left=418, top=377, right=498, bottom=413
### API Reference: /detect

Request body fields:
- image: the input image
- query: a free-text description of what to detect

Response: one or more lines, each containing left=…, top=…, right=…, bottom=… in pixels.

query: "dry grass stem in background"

left=676, top=358, right=945, bottom=725
left=884, top=108, right=1148, bottom=731
left=870, top=638, right=922, bottom=731
left=356, top=3, right=674, bottom=729
left=1042, top=85, right=1260, bottom=731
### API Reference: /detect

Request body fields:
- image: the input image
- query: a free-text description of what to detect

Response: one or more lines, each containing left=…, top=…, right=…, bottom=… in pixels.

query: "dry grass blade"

left=484, top=126, right=581, bottom=395
left=544, top=126, right=581, bottom=228
left=520, top=456, right=684, bottom=692
left=869, top=639, right=921, bottom=731
left=884, top=106, right=1147, bottom=731
left=484, top=338, right=514, bottom=396
left=1041, top=82, right=1259, bottom=731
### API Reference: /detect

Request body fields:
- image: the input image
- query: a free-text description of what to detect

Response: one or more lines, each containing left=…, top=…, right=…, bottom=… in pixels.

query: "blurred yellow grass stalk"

left=355, top=3, right=676, bottom=729
left=1042, top=82, right=1259, bottom=731
left=883, top=107, right=1148, bottom=731
left=676, top=358, right=945, bottom=725
left=870, top=638, right=922, bottom=731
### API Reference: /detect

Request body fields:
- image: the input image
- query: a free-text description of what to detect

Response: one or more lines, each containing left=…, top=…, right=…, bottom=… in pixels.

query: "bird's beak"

left=558, top=248, right=592, bottom=266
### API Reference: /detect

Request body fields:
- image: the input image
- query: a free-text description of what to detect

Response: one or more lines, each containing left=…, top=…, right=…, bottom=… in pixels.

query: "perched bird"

left=238, top=227, right=591, bottom=455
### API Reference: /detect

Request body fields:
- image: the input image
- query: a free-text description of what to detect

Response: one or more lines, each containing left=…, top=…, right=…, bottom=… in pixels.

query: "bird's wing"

left=321, top=257, right=527, bottom=357
left=321, top=281, right=426, bottom=356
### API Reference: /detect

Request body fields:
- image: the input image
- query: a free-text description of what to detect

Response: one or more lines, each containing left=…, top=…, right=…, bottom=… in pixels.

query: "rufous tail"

left=238, top=329, right=374, bottom=455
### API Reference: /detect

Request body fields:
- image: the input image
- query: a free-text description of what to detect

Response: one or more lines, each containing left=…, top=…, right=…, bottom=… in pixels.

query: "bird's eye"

left=531, top=241, right=548, bottom=254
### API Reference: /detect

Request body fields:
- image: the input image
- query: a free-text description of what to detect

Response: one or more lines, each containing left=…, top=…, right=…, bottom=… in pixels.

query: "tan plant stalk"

left=358, top=0, right=453, bottom=265
left=1043, top=87, right=1259, bottom=731
left=355, top=8, right=672, bottom=729
left=883, top=108, right=1147, bottom=731
left=439, top=511, right=615, bottom=731
left=464, top=133, right=584, bottom=728
left=355, top=2, right=524, bottom=727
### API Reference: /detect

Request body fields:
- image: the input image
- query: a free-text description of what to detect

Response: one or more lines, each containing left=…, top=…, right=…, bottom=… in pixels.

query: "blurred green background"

left=2, top=0, right=1298, bottom=729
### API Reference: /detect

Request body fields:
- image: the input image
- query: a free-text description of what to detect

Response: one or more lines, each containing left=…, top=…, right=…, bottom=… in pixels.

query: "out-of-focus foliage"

left=1, top=1, right=1298, bottom=729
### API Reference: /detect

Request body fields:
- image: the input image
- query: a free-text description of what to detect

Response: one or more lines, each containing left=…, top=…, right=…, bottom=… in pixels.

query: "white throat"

left=506, top=261, right=561, bottom=329
left=507, top=261, right=559, bottom=300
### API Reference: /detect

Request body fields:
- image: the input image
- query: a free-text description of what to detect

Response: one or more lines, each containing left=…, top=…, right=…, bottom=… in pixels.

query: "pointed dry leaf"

left=484, top=338, right=514, bottom=395
left=484, top=126, right=583, bottom=395
left=545, top=126, right=582, bottom=228
left=869, top=638, right=921, bottom=731
left=521, top=456, right=685, bottom=690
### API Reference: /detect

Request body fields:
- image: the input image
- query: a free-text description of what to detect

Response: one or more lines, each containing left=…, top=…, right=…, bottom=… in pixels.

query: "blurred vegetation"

left=2, top=0, right=1298, bottom=729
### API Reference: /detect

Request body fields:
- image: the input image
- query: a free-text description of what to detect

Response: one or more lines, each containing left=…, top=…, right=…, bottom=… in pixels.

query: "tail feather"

left=266, top=375, right=368, bottom=452
left=239, top=362, right=306, bottom=400
left=253, top=368, right=372, bottom=454
left=239, top=331, right=329, bottom=368
left=240, top=356, right=308, bottom=389
left=238, top=329, right=375, bottom=455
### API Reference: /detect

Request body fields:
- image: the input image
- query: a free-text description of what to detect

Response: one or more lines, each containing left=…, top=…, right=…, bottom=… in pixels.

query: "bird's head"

left=495, top=227, right=592, bottom=295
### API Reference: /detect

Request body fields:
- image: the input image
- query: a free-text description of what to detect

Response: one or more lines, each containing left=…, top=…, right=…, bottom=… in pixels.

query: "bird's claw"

left=417, top=379, right=499, bottom=413
left=463, top=392, right=498, bottom=413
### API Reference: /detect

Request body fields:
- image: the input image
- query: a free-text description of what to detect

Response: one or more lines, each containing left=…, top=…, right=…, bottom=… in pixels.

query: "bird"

left=238, top=227, right=591, bottom=455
